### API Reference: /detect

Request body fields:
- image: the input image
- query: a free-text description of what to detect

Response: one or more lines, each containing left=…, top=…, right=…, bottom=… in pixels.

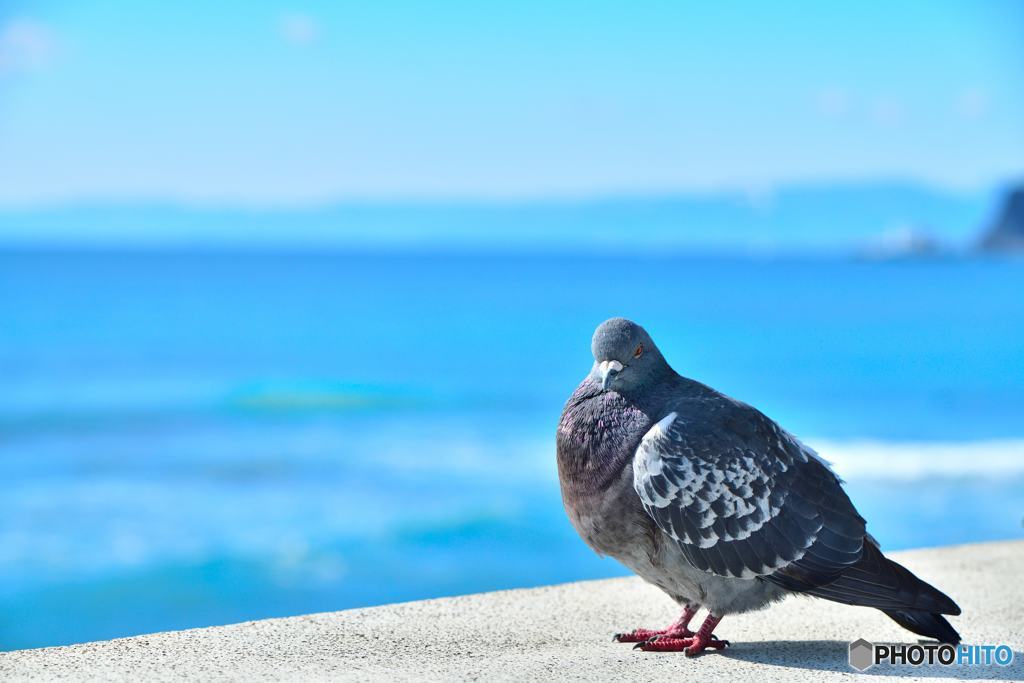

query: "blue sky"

left=0, top=1, right=1022, bottom=207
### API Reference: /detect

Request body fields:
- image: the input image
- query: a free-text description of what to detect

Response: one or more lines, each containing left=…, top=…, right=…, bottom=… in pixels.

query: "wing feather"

left=633, top=400, right=866, bottom=582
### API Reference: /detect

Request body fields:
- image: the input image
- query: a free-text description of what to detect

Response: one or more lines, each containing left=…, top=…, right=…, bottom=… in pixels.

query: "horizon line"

left=0, top=176, right=1016, bottom=213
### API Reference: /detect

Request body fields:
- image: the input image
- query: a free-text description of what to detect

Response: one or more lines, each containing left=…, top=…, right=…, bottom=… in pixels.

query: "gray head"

left=589, top=318, right=672, bottom=393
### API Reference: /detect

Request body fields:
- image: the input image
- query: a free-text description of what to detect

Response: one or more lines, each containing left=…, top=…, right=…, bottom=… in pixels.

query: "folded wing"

left=634, top=401, right=866, bottom=584
left=633, top=399, right=960, bottom=618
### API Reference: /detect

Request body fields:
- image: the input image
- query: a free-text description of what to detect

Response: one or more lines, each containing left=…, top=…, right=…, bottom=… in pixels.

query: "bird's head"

left=589, top=318, right=671, bottom=393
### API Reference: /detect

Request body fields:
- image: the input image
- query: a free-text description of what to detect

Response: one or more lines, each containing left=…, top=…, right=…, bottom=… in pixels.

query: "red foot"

left=613, top=627, right=694, bottom=643
left=633, top=634, right=729, bottom=655
left=683, top=633, right=730, bottom=657
left=632, top=612, right=730, bottom=655
left=633, top=636, right=694, bottom=652
left=613, top=606, right=696, bottom=643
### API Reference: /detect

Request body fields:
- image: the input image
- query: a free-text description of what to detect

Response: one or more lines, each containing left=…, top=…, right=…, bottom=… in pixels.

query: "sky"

left=0, top=1, right=1022, bottom=208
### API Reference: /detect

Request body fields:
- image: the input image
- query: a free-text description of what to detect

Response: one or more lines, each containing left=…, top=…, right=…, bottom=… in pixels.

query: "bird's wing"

left=632, top=399, right=867, bottom=585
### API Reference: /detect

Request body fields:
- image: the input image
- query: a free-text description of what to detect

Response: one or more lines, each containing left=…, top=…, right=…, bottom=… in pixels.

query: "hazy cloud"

left=815, top=87, right=850, bottom=117
left=279, top=13, right=319, bottom=46
left=868, top=97, right=904, bottom=127
left=0, top=18, right=58, bottom=76
left=956, top=87, right=990, bottom=119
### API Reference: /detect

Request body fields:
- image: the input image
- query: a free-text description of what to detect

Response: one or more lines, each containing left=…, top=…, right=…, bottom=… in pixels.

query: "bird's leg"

left=634, top=612, right=730, bottom=655
left=613, top=605, right=697, bottom=643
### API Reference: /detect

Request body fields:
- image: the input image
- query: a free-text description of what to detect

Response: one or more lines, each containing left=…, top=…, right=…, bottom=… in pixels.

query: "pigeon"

left=556, top=318, right=961, bottom=655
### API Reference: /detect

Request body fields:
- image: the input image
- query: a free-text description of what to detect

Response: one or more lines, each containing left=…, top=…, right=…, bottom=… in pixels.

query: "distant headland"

left=979, top=187, right=1024, bottom=252
left=0, top=180, right=1022, bottom=257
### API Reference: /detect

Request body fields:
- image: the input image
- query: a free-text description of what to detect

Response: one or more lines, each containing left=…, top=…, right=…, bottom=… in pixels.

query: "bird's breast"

left=557, top=391, right=650, bottom=491
left=556, top=388, right=655, bottom=555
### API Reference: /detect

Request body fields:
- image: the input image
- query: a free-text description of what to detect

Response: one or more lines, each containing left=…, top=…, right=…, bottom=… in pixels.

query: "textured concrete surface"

left=2, top=540, right=1021, bottom=682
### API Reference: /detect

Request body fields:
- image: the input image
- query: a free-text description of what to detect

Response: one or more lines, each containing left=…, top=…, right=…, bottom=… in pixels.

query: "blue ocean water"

left=0, top=250, right=1022, bottom=650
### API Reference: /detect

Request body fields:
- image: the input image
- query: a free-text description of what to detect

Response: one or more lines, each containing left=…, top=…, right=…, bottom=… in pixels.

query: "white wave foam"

left=804, top=438, right=1024, bottom=480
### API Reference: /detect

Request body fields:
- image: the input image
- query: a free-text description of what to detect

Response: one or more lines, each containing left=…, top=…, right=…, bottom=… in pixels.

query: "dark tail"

left=802, top=542, right=962, bottom=643
left=882, top=609, right=961, bottom=644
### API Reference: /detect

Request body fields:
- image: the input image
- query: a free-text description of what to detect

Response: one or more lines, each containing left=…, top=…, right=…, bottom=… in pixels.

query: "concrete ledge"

left=2, top=541, right=1021, bottom=682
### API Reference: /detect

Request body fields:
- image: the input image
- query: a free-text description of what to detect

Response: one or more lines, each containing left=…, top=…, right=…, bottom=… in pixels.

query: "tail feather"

left=805, top=541, right=961, bottom=615
left=798, top=541, right=961, bottom=643
left=882, top=609, right=961, bottom=644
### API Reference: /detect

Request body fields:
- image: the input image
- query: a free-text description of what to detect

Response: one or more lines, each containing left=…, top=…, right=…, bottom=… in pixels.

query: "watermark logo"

left=848, top=640, right=1014, bottom=671
left=848, top=639, right=874, bottom=671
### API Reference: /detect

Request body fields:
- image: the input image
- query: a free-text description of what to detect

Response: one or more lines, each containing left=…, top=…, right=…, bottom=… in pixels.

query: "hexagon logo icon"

left=848, top=638, right=875, bottom=671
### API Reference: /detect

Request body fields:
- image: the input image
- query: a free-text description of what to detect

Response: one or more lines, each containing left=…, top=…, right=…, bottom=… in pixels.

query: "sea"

left=1, top=249, right=1022, bottom=650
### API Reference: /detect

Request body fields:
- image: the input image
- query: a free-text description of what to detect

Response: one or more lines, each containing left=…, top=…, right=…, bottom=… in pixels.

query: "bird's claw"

left=633, top=635, right=692, bottom=652
left=613, top=628, right=668, bottom=643
left=683, top=638, right=730, bottom=656
left=632, top=634, right=730, bottom=654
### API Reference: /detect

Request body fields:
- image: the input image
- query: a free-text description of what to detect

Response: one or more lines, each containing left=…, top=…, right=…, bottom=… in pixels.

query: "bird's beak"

left=598, top=360, right=624, bottom=389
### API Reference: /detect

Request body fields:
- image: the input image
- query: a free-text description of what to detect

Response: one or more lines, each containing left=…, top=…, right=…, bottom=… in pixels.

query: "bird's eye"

left=633, top=344, right=644, bottom=358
